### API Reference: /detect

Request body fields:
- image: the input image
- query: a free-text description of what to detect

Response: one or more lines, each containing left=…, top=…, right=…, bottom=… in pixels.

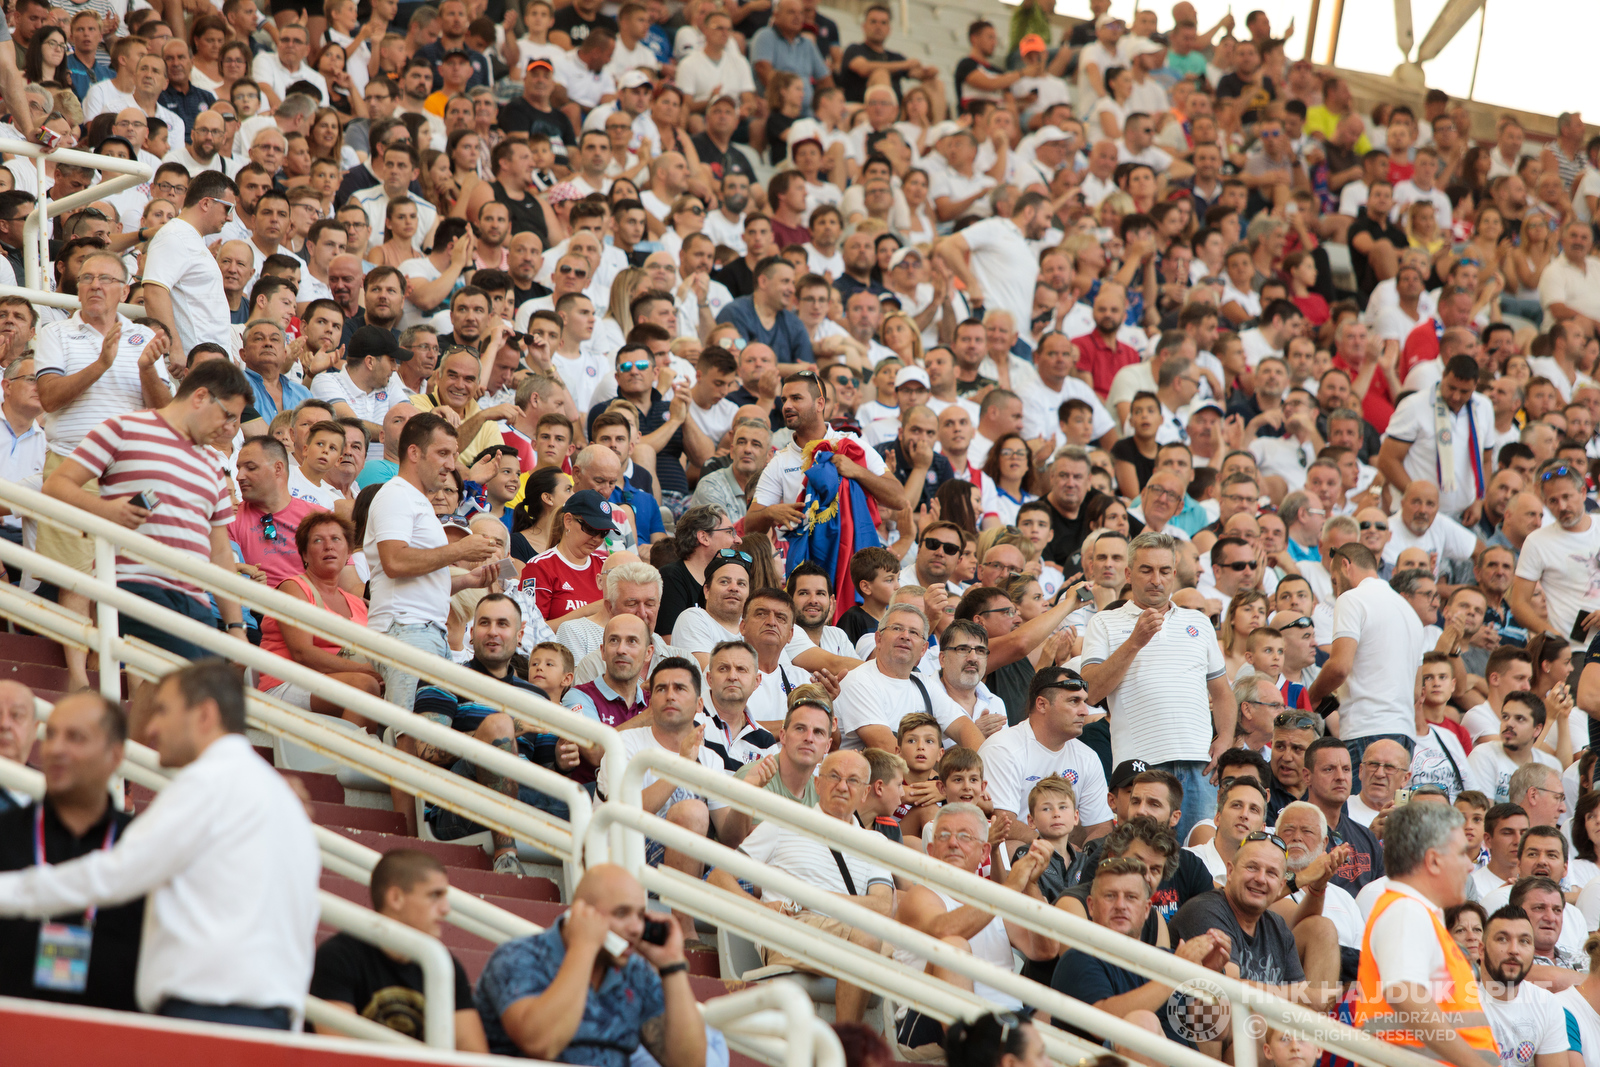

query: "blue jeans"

left=157, top=998, right=291, bottom=1030
left=1344, top=733, right=1416, bottom=794
left=428, top=755, right=574, bottom=839
left=119, top=581, right=218, bottom=661
left=377, top=620, right=447, bottom=712
left=1156, top=760, right=1215, bottom=846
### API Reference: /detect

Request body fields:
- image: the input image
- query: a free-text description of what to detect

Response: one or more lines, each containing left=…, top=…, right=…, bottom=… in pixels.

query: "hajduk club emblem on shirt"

left=1186, top=625, right=1201, bottom=637
left=127, top=333, right=144, bottom=346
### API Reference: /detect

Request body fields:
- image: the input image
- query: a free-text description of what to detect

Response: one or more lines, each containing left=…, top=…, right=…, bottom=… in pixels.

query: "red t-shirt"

left=1071, top=330, right=1141, bottom=399
left=1332, top=350, right=1395, bottom=434
left=1292, top=293, right=1330, bottom=326
left=1399, top=317, right=1443, bottom=383
left=520, top=546, right=605, bottom=619
left=771, top=219, right=811, bottom=249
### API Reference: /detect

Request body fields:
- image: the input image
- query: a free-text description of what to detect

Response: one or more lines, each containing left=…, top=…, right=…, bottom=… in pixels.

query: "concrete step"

left=0, top=632, right=68, bottom=667
left=310, top=801, right=409, bottom=835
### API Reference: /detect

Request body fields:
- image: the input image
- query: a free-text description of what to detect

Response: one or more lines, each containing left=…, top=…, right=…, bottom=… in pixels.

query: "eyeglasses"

left=1218, top=559, right=1257, bottom=571
left=943, top=643, right=989, bottom=657
left=976, top=605, right=1017, bottom=618
left=1244, top=831, right=1287, bottom=852
left=1244, top=698, right=1288, bottom=711
left=998, top=448, right=1028, bottom=459
left=1144, top=485, right=1181, bottom=502
left=211, top=396, right=242, bottom=427
left=681, top=205, right=705, bottom=216
left=1361, top=759, right=1408, bottom=775
left=1358, top=521, right=1387, bottom=531
left=78, top=273, right=124, bottom=286
left=821, top=771, right=867, bottom=788
left=154, top=181, right=187, bottom=195
left=933, top=830, right=980, bottom=845
left=921, top=537, right=961, bottom=556
left=1273, top=712, right=1319, bottom=730
left=617, top=360, right=650, bottom=373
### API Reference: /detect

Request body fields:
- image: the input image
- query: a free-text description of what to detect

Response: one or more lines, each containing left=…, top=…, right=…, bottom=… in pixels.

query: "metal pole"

left=1326, top=0, right=1346, bottom=65
left=92, top=536, right=117, bottom=705
left=1303, top=0, right=1321, bottom=61
left=1467, top=1, right=1486, bottom=101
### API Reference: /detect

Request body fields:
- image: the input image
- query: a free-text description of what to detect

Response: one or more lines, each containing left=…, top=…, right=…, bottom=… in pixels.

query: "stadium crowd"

left=0, top=0, right=1597, bottom=1062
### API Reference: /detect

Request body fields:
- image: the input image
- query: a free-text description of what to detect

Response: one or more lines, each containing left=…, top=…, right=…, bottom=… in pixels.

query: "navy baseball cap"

left=563, top=489, right=620, bottom=532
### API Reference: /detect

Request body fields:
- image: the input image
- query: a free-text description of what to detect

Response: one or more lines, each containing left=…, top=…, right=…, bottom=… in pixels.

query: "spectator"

left=1476, top=905, right=1572, bottom=1062
left=1506, top=876, right=1589, bottom=973
left=230, top=435, right=327, bottom=583
left=1466, top=690, right=1563, bottom=802
left=142, top=171, right=240, bottom=358
left=1301, top=736, right=1384, bottom=895
left=521, top=488, right=617, bottom=629
left=1272, top=800, right=1364, bottom=978
left=724, top=683, right=834, bottom=844
left=834, top=603, right=969, bottom=751
left=1538, top=220, right=1600, bottom=332
left=1474, top=803, right=1531, bottom=898
left=714, top=256, right=814, bottom=365
left=44, top=360, right=248, bottom=667
left=935, top=192, right=1054, bottom=335
left=1349, top=802, right=1497, bottom=1061
left=474, top=863, right=705, bottom=1065
left=978, top=667, right=1113, bottom=843
left=708, top=749, right=891, bottom=1023
left=1308, top=543, right=1425, bottom=771
left=0, top=681, right=33, bottom=812
left=696, top=638, right=779, bottom=768
left=0, top=662, right=319, bottom=1029
left=1347, top=738, right=1411, bottom=826
left=1505, top=762, right=1568, bottom=832
left=1479, top=829, right=1589, bottom=957
left=311, top=849, right=488, bottom=1049
left=1376, top=355, right=1494, bottom=522
left=749, top=0, right=831, bottom=115
left=1509, top=459, right=1600, bottom=648
left=891, top=803, right=1058, bottom=1055
left=667, top=545, right=749, bottom=655
left=0, top=691, right=142, bottom=1011
left=565, top=613, right=653, bottom=747
left=1184, top=775, right=1268, bottom=882
left=1081, top=530, right=1235, bottom=843
left=363, top=412, right=503, bottom=711
left=687, top=417, right=769, bottom=521
left=565, top=561, right=672, bottom=685
left=1263, top=703, right=1322, bottom=819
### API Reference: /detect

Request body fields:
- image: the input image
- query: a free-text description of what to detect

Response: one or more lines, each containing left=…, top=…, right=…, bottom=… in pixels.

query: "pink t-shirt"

left=229, top=497, right=328, bottom=585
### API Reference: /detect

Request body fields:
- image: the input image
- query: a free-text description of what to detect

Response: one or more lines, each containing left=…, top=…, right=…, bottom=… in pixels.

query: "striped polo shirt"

left=72, top=410, right=234, bottom=603
left=35, top=313, right=170, bottom=457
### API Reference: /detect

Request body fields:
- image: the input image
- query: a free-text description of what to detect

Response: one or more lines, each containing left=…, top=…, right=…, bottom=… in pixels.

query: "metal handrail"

left=700, top=981, right=841, bottom=1067
left=0, top=756, right=455, bottom=1048
left=598, top=750, right=1443, bottom=1067
left=0, top=477, right=632, bottom=864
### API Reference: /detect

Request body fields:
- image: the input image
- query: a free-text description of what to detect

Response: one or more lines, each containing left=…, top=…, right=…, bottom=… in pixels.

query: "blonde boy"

left=861, top=748, right=908, bottom=844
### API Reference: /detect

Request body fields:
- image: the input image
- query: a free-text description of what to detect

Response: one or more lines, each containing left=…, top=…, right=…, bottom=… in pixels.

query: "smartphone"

left=129, top=490, right=159, bottom=512
left=1075, top=586, right=1095, bottom=603
left=497, top=558, right=519, bottom=583
left=603, top=931, right=629, bottom=957
left=1393, top=787, right=1414, bottom=807
left=641, top=918, right=671, bottom=946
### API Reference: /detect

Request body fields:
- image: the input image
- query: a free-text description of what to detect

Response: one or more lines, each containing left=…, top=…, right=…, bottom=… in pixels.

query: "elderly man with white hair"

left=0, top=679, right=35, bottom=811
left=1270, top=800, right=1364, bottom=978
left=568, top=559, right=671, bottom=686
left=891, top=802, right=1059, bottom=1055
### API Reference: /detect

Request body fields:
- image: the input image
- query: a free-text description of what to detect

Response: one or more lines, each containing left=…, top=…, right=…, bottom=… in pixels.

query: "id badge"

left=34, top=922, right=92, bottom=993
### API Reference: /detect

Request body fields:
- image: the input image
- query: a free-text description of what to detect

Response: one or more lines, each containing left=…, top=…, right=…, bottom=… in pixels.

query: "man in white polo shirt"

left=311, top=326, right=411, bottom=458
left=1081, top=529, right=1235, bottom=844
left=933, top=190, right=1055, bottom=339
left=978, top=667, right=1113, bottom=844
left=1308, top=542, right=1427, bottom=776
left=746, top=371, right=904, bottom=539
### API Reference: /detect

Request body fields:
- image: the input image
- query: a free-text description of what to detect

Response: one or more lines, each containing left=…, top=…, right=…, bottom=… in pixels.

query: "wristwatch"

left=1284, top=871, right=1298, bottom=894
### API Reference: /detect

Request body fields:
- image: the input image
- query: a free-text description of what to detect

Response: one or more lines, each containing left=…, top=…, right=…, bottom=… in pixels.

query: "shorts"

left=263, top=680, right=313, bottom=709
left=643, top=786, right=705, bottom=868
left=758, top=911, right=890, bottom=972
left=427, top=755, right=574, bottom=837
left=34, top=452, right=98, bottom=575
left=118, top=581, right=219, bottom=661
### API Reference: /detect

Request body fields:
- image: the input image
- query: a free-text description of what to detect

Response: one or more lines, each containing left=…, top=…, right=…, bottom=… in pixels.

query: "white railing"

left=702, top=981, right=843, bottom=1067
left=0, top=754, right=457, bottom=1048
left=0, top=138, right=150, bottom=316
left=592, top=751, right=1444, bottom=1067
left=0, top=478, right=630, bottom=875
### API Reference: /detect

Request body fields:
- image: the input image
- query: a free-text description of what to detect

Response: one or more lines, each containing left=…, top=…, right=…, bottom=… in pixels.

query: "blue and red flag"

left=782, top=437, right=883, bottom=624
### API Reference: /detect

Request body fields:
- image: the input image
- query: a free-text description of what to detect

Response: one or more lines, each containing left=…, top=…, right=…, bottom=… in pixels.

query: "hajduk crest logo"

left=1185, top=625, right=1201, bottom=637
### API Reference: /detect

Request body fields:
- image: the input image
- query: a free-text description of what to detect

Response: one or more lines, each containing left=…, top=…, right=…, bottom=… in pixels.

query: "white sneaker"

left=492, top=851, right=524, bottom=877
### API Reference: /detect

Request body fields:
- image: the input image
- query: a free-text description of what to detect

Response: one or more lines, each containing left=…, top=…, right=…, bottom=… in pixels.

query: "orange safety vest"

left=1351, top=889, right=1500, bottom=1065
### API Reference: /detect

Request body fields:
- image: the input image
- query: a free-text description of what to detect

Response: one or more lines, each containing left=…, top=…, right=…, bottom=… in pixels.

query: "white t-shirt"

left=752, top=430, right=887, bottom=533
left=1081, top=600, right=1225, bottom=765
left=834, top=660, right=969, bottom=750
left=142, top=217, right=232, bottom=358
left=1558, top=985, right=1600, bottom=1063
left=1381, top=512, right=1480, bottom=571
left=287, top=465, right=339, bottom=511
left=1483, top=981, right=1571, bottom=1067
left=252, top=52, right=328, bottom=104
left=1330, top=576, right=1427, bottom=739
left=311, top=369, right=405, bottom=459
left=669, top=605, right=740, bottom=656
left=1363, top=880, right=1453, bottom=993
left=1515, top=518, right=1600, bottom=639
left=739, top=817, right=893, bottom=905
left=1185, top=839, right=1225, bottom=880
left=1383, top=388, right=1496, bottom=520
left=1238, top=326, right=1282, bottom=368
left=1290, top=884, right=1365, bottom=949
left=1461, top=701, right=1499, bottom=741
left=674, top=46, right=756, bottom=103
left=745, top=657, right=811, bottom=725
left=1019, top=368, right=1116, bottom=446
left=34, top=313, right=160, bottom=457
left=552, top=350, right=611, bottom=412
left=364, top=476, right=448, bottom=630
left=1345, top=792, right=1382, bottom=827
left=596, top=725, right=730, bottom=809
left=1409, top=724, right=1483, bottom=800
left=977, top=722, right=1112, bottom=827
left=1465, top=741, right=1561, bottom=804
left=958, top=216, right=1037, bottom=338
left=1479, top=883, right=1590, bottom=960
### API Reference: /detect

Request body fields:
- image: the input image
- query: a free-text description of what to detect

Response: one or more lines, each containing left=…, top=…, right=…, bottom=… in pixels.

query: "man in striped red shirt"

left=44, top=359, right=251, bottom=733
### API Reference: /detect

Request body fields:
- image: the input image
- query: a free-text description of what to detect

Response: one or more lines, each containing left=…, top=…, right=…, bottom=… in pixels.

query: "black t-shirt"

left=551, top=7, right=616, bottom=46
left=692, top=133, right=756, bottom=184
left=1041, top=494, right=1088, bottom=570
left=311, top=932, right=474, bottom=1042
left=765, top=110, right=796, bottom=165
left=1051, top=947, right=1195, bottom=1046
left=1071, top=835, right=1213, bottom=923
left=987, top=658, right=1035, bottom=727
left=839, top=43, right=906, bottom=102
left=1331, top=806, right=1384, bottom=893
left=588, top=391, right=686, bottom=498
left=837, top=603, right=880, bottom=644
left=1347, top=213, right=1409, bottom=303
left=1110, top=436, right=1157, bottom=493
left=656, top=560, right=704, bottom=636
left=1168, top=889, right=1305, bottom=985
left=875, top=439, right=953, bottom=512
left=0, top=801, right=143, bottom=1012
left=809, top=14, right=840, bottom=63
left=713, top=258, right=755, bottom=299
left=497, top=98, right=577, bottom=161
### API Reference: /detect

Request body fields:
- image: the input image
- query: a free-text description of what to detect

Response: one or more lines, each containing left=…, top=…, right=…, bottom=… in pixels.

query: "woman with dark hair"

left=25, top=27, right=69, bottom=89
left=510, top=467, right=574, bottom=562
left=1445, top=901, right=1488, bottom=968
left=981, top=433, right=1043, bottom=527
left=608, top=177, right=641, bottom=208
left=934, top=478, right=980, bottom=535
left=944, top=1011, right=1047, bottom=1067
left=1221, top=589, right=1271, bottom=680
left=189, top=14, right=229, bottom=93
left=1527, top=630, right=1576, bottom=763
left=739, top=532, right=783, bottom=591
left=1081, top=490, right=1130, bottom=536
left=1570, top=791, right=1600, bottom=890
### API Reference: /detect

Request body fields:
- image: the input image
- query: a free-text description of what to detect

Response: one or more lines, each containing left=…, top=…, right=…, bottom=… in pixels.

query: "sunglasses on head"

left=1542, top=464, right=1578, bottom=481
left=716, top=548, right=753, bottom=563
left=921, top=536, right=961, bottom=555
left=1036, top=670, right=1086, bottom=695
left=1273, top=711, right=1319, bottom=731
left=1279, top=616, right=1315, bottom=630
left=1244, top=831, right=1287, bottom=851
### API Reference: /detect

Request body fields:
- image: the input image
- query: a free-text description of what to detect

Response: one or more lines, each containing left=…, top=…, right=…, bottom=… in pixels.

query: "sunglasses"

left=1273, top=712, right=1319, bottom=730
left=681, top=205, right=705, bottom=215
left=1541, top=464, right=1578, bottom=481
left=558, top=265, right=589, bottom=277
left=617, top=360, right=650, bottom=373
left=1279, top=616, right=1315, bottom=630
left=1218, top=560, right=1257, bottom=571
left=1036, top=671, right=1087, bottom=695
left=921, top=537, right=961, bottom=556
left=716, top=548, right=753, bottom=563
left=261, top=512, right=278, bottom=542
left=1244, top=831, right=1288, bottom=852
left=1358, top=521, right=1387, bottom=531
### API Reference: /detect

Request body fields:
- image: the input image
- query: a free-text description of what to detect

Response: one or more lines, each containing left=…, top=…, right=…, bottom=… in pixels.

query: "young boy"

left=1012, top=775, right=1080, bottom=905
left=1015, top=501, right=1063, bottom=599
left=535, top=412, right=574, bottom=470
left=1416, top=651, right=1472, bottom=749
left=895, top=713, right=945, bottom=844
left=922, top=747, right=1002, bottom=877
left=860, top=748, right=907, bottom=844
left=290, top=420, right=348, bottom=509
left=1243, top=627, right=1287, bottom=688
left=524, top=641, right=579, bottom=771
left=1454, top=789, right=1490, bottom=869
left=837, top=546, right=899, bottom=646
left=1058, top=398, right=1098, bottom=447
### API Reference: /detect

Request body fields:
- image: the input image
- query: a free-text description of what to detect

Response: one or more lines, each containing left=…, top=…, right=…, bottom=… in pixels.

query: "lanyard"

left=36, top=806, right=116, bottom=925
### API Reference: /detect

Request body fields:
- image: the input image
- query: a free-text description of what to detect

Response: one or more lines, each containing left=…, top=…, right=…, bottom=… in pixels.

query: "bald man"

left=0, top=680, right=35, bottom=811
left=708, top=748, right=893, bottom=1022
left=474, top=863, right=706, bottom=1064
left=1346, top=738, right=1411, bottom=826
